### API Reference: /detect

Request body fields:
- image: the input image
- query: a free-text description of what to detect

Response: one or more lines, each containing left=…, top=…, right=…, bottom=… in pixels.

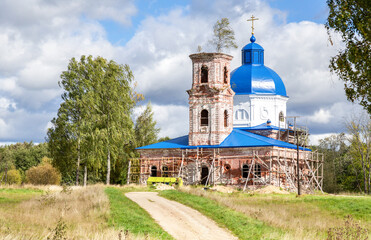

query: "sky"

left=0, top=0, right=366, bottom=146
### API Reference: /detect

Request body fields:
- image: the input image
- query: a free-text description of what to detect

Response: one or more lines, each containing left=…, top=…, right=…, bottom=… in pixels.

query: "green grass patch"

left=105, top=187, right=173, bottom=240
left=302, top=195, right=371, bottom=222
left=159, top=190, right=283, bottom=240
left=0, top=188, right=43, bottom=205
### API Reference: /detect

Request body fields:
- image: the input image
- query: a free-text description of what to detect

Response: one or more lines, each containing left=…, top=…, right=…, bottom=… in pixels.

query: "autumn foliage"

left=26, top=163, right=61, bottom=185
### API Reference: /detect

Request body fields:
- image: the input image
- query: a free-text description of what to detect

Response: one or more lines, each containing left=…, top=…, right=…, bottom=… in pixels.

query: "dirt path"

left=125, top=192, right=237, bottom=240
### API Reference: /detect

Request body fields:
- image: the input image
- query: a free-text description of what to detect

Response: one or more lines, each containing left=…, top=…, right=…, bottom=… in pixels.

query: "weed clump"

left=47, top=218, right=67, bottom=240
left=327, top=215, right=368, bottom=240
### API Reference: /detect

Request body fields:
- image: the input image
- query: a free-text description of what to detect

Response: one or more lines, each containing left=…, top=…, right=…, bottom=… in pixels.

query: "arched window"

left=223, top=66, right=228, bottom=84
left=201, top=65, right=208, bottom=83
left=150, top=166, right=157, bottom=177
left=162, top=165, right=169, bottom=177
left=224, top=110, right=228, bottom=127
left=279, top=111, right=284, bottom=122
left=235, top=109, right=248, bottom=120
left=242, top=164, right=249, bottom=178
left=201, top=109, right=208, bottom=126
left=254, top=164, right=261, bottom=178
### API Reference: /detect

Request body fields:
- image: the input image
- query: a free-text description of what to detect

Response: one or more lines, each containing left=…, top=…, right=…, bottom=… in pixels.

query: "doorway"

left=201, top=166, right=209, bottom=185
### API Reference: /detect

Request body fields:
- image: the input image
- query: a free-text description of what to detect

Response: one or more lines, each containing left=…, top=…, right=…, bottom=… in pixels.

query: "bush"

left=3, top=169, right=22, bottom=184
left=26, top=163, right=61, bottom=185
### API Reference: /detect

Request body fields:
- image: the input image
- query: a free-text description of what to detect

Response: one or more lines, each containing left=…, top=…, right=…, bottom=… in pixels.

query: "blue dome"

left=230, top=35, right=287, bottom=96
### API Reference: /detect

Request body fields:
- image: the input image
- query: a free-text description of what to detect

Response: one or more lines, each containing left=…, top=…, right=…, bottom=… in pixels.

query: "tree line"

left=316, top=116, right=370, bottom=194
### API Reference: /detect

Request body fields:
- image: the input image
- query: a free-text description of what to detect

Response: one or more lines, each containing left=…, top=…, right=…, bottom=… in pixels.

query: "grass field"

left=0, top=185, right=166, bottom=240
left=0, top=184, right=370, bottom=240
left=160, top=187, right=371, bottom=240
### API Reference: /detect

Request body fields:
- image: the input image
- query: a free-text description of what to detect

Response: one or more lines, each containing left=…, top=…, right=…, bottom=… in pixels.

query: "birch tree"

left=87, top=56, right=136, bottom=185
left=346, top=115, right=371, bottom=194
left=210, top=18, right=238, bottom=53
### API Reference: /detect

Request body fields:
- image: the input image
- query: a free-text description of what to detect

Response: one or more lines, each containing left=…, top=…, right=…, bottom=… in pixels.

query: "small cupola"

left=241, top=34, right=264, bottom=65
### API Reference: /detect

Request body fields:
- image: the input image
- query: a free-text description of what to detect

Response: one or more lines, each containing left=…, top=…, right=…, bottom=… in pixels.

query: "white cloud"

left=152, top=104, right=189, bottom=138
left=307, top=109, right=333, bottom=124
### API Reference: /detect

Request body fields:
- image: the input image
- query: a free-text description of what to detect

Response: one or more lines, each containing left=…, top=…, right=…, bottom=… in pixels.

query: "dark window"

left=150, top=166, right=157, bottom=177
left=224, top=164, right=231, bottom=171
left=201, top=109, right=208, bottom=126
left=224, top=110, right=228, bottom=127
left=201, top=65, right=208, bottom=83
left=279, top=112, right=284, bottom=122
left=242, top=164, right=249, bottom=178
left=254, top=164, right=261, bottom=178
left=162, top=165, right=169, bottom=177
left=223, top=66, right=228, bottom=84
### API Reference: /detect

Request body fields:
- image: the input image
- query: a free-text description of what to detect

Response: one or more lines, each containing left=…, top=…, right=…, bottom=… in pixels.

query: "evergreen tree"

left=134, top=102, right=160, bottom=148
left=210, top=18, right=238, bottom=53
left=326, top=0, right=371, bottom=114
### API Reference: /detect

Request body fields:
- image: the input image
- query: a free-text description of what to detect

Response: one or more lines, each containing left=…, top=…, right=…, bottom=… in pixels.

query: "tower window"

left=201, top=65, right=208, bottom=83
left=201, top=109, right=208, bottom=126
left=279, top=111, right=284, bottom=122
left=223, top=66, right=228, bottom=84
left=224, top=110, right=228, bottom=127
left=254, top=164, right=261, bottom=178
left=242, top=164, right=249, bottom=178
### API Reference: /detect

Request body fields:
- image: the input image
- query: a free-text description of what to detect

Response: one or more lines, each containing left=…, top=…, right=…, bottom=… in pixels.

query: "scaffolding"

left=128, top=146, right=323, bottom=193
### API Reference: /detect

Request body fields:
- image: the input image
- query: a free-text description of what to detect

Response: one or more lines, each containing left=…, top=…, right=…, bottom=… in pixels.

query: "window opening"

left=162, top=165, right=169, bottom=177
left=279, top=111, right=284, bottom=122
left=224, top=164, right=231, bottom=171
left=242, top=164, right=249, bottom=178
left=150, top=166, right=157, bottom=177
left=201, top=109, right=208, bottom=126
left=224, top=110, right=228, bottom=127
left=254, top=164, right=261, bottom=178
left=201, top=65, right=208, bottom=83
left=223, top=66, right=228, bottom=84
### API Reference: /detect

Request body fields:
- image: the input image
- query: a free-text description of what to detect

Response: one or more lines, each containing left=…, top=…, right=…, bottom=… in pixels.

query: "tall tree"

left=326, top=0, right=371, bottom=114
left=87, top=56, right=136, bottom=185
left=210, top=18, right=238, bottom=53
left=57, top=56, right=93, bottom=185
left=346, top=116, right=371, bottom=194
left=48, top=55, right=137, bottom=185
left=134, top=102, right=160, bottom=148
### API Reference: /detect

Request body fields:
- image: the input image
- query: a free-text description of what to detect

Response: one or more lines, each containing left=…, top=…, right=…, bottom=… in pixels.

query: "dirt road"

left=125, top=192, right=237, bottom=240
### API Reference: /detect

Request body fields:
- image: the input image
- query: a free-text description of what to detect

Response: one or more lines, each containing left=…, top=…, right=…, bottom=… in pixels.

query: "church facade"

left=131, top=33, right=323, bottom=192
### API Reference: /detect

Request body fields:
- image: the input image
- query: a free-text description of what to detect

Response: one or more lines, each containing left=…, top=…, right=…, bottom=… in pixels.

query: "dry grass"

left=179, top=186, right=370, bottom=239
left=0, top=184, right=146, bottom=239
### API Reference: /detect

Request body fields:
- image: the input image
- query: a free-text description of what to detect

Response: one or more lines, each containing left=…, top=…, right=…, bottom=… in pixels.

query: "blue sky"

left=0, top=0, right=366, bottom=145
left=102, top=0, right=329, bottom=45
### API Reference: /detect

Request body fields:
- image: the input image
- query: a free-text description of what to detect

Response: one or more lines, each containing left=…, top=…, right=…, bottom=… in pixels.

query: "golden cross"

left=247, top=15, right=259, bottom=35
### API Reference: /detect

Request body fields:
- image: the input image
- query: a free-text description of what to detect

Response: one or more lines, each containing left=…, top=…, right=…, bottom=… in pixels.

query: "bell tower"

left=187, top=53, right=234, bottom=146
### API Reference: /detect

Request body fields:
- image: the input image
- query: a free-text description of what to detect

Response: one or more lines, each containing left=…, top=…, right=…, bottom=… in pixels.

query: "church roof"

left=237, top=122, right=281, bottom=131
left=136, top=128, right=310, bottom=151
left=230, top=35, right=287, bottom=97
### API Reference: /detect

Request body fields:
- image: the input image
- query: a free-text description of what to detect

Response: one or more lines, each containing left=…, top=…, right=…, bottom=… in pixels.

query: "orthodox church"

left=132, top=21, right=323, bottom=192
